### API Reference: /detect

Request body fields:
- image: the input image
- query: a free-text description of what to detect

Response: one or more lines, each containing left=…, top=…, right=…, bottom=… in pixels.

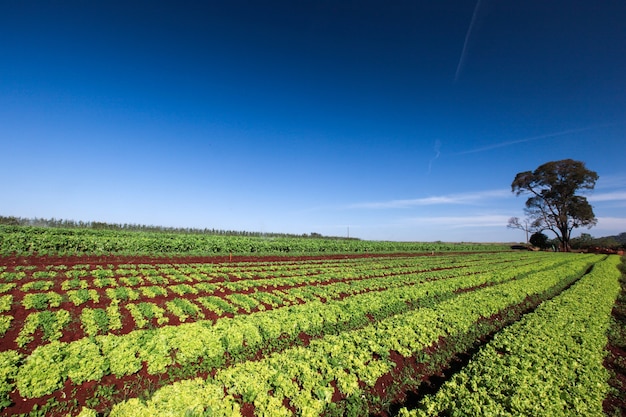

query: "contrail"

left=455, top=0, right=482, bottom=82
left=455, top=124, right=618, bottom=155
left=427, top=139, right=442, bottom=174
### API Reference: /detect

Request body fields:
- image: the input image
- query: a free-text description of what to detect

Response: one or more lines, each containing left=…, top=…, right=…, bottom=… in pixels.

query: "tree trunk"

left=559, top=225, right=571, bottom=252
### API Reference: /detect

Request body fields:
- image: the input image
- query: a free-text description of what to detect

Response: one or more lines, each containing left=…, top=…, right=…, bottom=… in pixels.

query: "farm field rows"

left=0, top=251, right=621, bottom=416
left=398, top=255, right=622, bottom=417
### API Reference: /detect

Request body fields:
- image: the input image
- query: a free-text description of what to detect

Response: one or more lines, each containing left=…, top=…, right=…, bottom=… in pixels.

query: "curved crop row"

left=399, top=255, right=621, bottom=417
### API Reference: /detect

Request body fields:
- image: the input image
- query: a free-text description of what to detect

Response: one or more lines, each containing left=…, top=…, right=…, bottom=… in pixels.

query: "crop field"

left=0, top=250, right=622, bottom=417
left=0, top=225, right=509, bottom=256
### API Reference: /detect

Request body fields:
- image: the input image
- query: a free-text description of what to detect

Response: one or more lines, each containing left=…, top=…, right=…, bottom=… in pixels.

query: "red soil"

left=0, top=252, right=439, bottom=270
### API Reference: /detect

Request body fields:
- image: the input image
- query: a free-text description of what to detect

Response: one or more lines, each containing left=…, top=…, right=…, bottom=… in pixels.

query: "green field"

left=0, top=225, right=623, bottom=416
left=0, top=225, right=510, bottom=256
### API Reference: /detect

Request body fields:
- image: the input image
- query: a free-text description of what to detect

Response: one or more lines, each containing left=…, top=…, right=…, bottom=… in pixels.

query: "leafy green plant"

left=165, top=299, right=204, bottom=322
left=0, top=350, right=22, bottom=408
left=16, top=341, right=67, bottom=398
left=119, top=276, right=144, bottom=286
left=106, top=300, right=123, bottom=331
left=168, top=284, right=198, bottom=296
left=0, top=315, right=13, bottom=337
left=20, top=280, right=54, bottom=292
left=61, top=278, right=88, bottom=290
left=65, top=338, right=108, bottom=385
left=0, top=272, right=25, bottom=282
left=196, top=296, right=236, bottom=315
left=16, top=310, right=70, bottom=347
left=98, top=333, right=143, bottom=377
left=0, top=295, right=12, bottom=313
left=21, top=292, right=63, bottom=310
left=139, top=285, right=168, bottom=298
left=32, top=270, right=57, bottom=280
left=125, top=304, right=147, bottom=329
left=93, top=277, right=117, bottom=288
left=80, top=308, right=109, bottom=336
left=67, top=289, right=99, bottom=306
left=105, top=287, right=139, bottom=302
left=225, top=293, right=260, bottom=313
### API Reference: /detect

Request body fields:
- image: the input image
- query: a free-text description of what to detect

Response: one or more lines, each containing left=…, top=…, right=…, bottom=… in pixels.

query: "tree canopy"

left=511, top=159, right=598, bottom=251
left=529, top=232, right=549, bottom=249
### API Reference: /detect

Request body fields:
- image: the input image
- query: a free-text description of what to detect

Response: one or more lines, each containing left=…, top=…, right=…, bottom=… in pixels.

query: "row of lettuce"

left=399, top=255, right=622, bottom=417
left=1, top=253, right=535, bottom=353
left=0, top=225, right=510, bottom=256
left=0, top=253, right=611, bottom=415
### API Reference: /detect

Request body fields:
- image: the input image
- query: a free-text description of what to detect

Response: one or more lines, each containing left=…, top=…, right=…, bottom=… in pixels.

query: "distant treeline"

left=0, top=216, right=354, bottom=240
left=569, top=232, right=626, bottom=250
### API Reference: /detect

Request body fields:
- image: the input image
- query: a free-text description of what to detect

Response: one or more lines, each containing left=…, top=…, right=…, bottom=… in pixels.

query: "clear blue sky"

left=2, top=1, right=625, bottom=242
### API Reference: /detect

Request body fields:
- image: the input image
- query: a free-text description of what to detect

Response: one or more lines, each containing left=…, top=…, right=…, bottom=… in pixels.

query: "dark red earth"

left=0, top=252, right=439, bottom=269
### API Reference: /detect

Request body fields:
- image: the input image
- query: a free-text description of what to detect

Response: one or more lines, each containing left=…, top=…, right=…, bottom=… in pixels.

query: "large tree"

left=511, top=159, right=598, bottom=251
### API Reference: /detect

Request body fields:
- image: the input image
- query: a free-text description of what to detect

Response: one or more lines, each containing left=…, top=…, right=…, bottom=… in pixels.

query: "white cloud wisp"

left=347, top=189, right=510, bottom=210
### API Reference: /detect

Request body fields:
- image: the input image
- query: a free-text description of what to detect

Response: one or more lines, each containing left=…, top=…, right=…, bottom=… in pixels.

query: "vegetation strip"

left=398, top=255, right=621, bottom=417
left=0, top=225, right=509, bottom=256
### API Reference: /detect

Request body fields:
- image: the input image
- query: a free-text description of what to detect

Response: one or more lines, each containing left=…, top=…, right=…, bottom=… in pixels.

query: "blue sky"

left=1, top=1, right=625, bottom=242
